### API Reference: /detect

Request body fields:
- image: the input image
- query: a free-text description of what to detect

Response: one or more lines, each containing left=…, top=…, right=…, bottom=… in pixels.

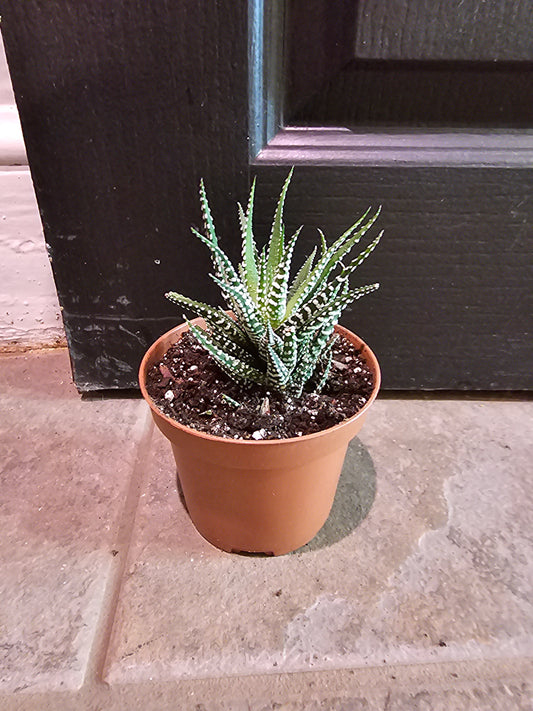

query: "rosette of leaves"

left=166, top=169, right=382, bottom=397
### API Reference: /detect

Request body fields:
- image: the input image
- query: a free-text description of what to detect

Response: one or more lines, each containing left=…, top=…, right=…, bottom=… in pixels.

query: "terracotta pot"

left=139, top=318, right=380, bottom=555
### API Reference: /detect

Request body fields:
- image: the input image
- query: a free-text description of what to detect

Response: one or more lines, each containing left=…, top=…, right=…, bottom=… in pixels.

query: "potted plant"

left=139, top=169, right=382, bottom=555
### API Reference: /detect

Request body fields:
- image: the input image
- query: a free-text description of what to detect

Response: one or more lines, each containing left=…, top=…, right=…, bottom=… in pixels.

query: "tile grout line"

left=83, top=404, right=155, bottom=687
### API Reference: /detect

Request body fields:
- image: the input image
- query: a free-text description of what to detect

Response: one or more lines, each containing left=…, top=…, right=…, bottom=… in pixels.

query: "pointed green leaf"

left=286, top=206, right=381, bottom=315
left=237, top=202, right=247, bottom=241
left=207, top=329, right=260, bottom=367
left=341, top=230, right=383, bottom=279
left=257, top=245, right=268, bottom=313
left=191, top=227, right=242, bottom=292
left=318, top=228, right=327, bottom=256
left=284, top=281, right=333, bottom=330
left=287, top=246, right=316, bottom=304
left=320, top=207, right=381, bottom=280
left=265, top=226, right=302, bottom=326
left=199, top=179, right=218, bottom=245
left=294, top=321, right=337, bottom=389
left=266, top=344, right=291, bottom=388
left=188, top=321, right=266, bottom=386
left=280, top=327, right=298, bottom=373
left=241, top=177, right=259, bottom=298
left=209, top=274, right=265, bottom=346
left=257, top=322, right=282, bottom=362
left=266, top=167, right=293, bottom=285
left=165, top=292, right=250, bottom=346
left=313, top=335, right=337, bottom=392
left=299, top=283, right=380, bottom=341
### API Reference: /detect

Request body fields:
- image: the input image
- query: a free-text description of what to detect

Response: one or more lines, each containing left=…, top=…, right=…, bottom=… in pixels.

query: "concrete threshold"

left=0, top=349, right=532, bottom=710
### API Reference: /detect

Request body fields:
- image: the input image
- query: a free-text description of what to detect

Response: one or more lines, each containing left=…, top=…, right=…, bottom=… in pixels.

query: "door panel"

left=354, top=0, right=533, bottom=61
left=252, top=165, right=533, bottom=389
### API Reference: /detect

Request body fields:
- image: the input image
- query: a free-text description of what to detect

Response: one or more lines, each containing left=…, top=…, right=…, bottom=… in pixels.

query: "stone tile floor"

left=0, top=348, right=531, bottom=710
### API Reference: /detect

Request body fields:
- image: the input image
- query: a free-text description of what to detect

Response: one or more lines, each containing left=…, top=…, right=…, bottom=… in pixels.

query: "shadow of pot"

left=139, top=318, right=380, bottom=556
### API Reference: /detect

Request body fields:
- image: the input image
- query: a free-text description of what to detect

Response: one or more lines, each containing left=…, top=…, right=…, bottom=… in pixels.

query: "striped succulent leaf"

left=314, top=335, right=338, bottom=392
left=265, top=226, right=302, bottom=326
left=266, top=167, right=293, bottom=287
left=165, top=291, right=250, bottom=346
left=199, top=179, right=218, bottom=245
left=239, top=176, right=259, bottom=298
left=287, top=246, right=316, bottom=301
left=285, top=207, right=381, bottom=318
left=187, top=320, right=267, bottom=386
left=266, top=344, right=291, bottom=388
left=165, top=171, right=382, bottom=395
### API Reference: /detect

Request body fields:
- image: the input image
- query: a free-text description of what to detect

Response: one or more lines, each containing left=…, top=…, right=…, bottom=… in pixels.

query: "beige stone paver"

left=1, top=348, right=532, bottom=709
left=104, top=399, right=533, bottom=683
left=0, top=350, right=149, bottom=692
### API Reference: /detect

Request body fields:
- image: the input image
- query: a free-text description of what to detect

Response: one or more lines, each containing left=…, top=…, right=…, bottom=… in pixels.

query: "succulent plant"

left=166, top=169, right=382, bottom=397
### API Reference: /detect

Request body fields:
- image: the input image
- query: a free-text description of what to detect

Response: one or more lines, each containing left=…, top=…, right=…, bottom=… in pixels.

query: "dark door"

left=2, top=0, right=532, bottom=390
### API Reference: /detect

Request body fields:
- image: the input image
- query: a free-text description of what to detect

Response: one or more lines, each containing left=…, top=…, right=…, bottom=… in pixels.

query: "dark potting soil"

left=145, top=332, right=375, bottom=440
